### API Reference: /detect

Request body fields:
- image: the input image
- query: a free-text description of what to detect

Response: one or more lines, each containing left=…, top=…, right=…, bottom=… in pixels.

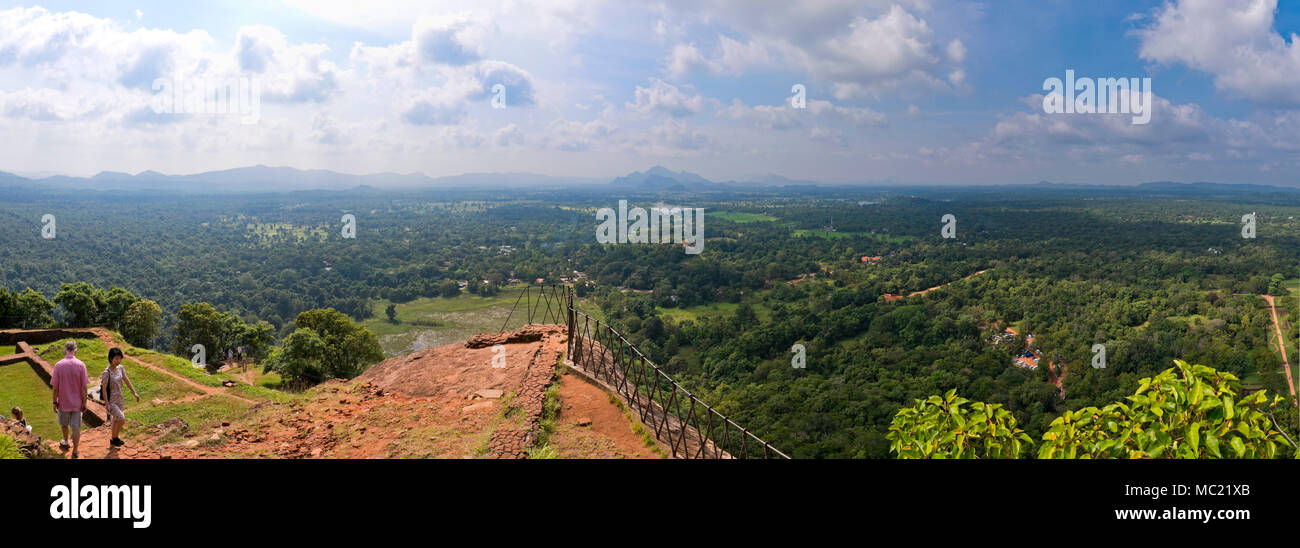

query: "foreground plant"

left=888, top=389, right=1032, bottom=459
left=1038, top=360, right=1295, bottom=459
left=890, top=361, right=1297, bottom=459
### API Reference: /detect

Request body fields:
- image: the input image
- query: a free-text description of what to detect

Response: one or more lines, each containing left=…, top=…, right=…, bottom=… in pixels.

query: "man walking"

left=51, top=340, right=89, bottom=458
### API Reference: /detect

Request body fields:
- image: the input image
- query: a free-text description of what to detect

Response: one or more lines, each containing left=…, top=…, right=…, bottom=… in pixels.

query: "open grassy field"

left=656, top=301, right=771, bottom=323
left=792, top=229, right=915, bottom=244
left=0, top=345, right=18, bottom=356
left=0, top=362, right=62, bottom=440
left=709, top=211, right=779, bottom=223
left=361, top=285, right=562, bottom=356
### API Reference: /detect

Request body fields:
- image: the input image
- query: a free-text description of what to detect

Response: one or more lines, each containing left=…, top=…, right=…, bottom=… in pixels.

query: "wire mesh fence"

left=498, top=283, right=788, bottom=459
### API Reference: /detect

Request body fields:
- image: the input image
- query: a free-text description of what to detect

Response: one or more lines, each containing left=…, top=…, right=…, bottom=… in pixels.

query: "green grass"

left=793, top=229, right=857, bottom=240
left=1165, top=314, right=1210, bottom=327
left=112, top=361, right=206, bottom=402
left=708, top=211, right=778, bottom=223
left=38, top=338, right=112, bottom=379
left=792, top=229, right=915, bottom=244
left=360, top=285, right=551, bottom=356
left=0, top=434, right=25, bottom=459
left=129, top=350, right=226, bottom=387
left=0, top=362, right=62, bottom=440
left=125, top=394, right=255, bottom=430
left=656, top=301, right=771, bottom=323
left=0, top=345, right=18, bottom=356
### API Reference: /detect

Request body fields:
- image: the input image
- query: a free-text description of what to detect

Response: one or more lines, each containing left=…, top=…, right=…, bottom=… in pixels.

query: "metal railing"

left=499, top=284, right=571, bottom=333
left=495, top=283, right=788, bottom=459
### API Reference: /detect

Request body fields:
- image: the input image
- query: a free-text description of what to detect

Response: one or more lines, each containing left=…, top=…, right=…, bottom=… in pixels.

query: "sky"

left=0, top=0, right=1296, bottom=184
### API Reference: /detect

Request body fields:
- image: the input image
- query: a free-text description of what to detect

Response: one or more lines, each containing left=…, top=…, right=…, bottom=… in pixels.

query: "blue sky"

left=0, top=0, right=1296, bottom=185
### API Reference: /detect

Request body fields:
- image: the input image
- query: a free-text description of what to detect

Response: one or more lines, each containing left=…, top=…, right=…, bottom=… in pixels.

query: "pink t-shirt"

left=51, top=355, right=89, bottom=412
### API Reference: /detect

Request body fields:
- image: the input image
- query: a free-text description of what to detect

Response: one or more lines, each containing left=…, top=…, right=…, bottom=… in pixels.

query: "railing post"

left=563, top=302, right=789, bottom=459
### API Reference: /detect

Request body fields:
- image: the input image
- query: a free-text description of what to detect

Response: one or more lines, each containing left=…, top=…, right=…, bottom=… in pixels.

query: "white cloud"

left=656, top=1, right=965, bottom=98
left=412, top=13, right=491, bottom=65
left=233, top=26, right=342, bottom=103
left=627, top=78, right=708, bottom=117
left=719, top=98, right=885, bottom=129
left=349, top=20, right=539, bottom=125
left=646, top=118, right=711, bottom=153
left=1135, top=0, right=1300, bottom=107
left=284, top=0, right=607, bottom=50
left=664, top=35, right=770, bottom=78
left=946, top=39, right=966, bottom=63
left=544, top=117, right=618, bottom=151
left=494, top=123, right=524, bottom=146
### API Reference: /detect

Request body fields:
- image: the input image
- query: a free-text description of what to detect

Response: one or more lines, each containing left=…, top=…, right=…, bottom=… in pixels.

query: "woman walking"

left=99, top=348, right=139, bottom=447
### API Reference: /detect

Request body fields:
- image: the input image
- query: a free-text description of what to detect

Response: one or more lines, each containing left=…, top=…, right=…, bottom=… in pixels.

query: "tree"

left=101, top=286, right=140, bottom=330
left=237, top=321, right=276, bottom=360
left=268, top=308, right=383, bottom=385
left=54, top=282, right=103, bottom=327
left=1268, top=273, right=1286, bottom=296
left=385, top=303, right=397, bottom=323
left=121, top=299, right=162, bottom=348
left=14, top=288, right=54, bottom=329
left=173, top=302, right=237, bottom=358
left=735, top=302, right=759, bottom=329
left=0, top=288, right=17, bottom=328
left=438, top=280, right=460, bottom=298
left=262, top=328, right=329, bottom=386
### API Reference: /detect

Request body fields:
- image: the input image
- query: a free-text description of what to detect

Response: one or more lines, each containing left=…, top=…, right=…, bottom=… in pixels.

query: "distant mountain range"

left=0, top=165, right=603, bottom=194
left=607, top=165, right=826, bottom=191
left=0, top=165, right=1294, bottom=194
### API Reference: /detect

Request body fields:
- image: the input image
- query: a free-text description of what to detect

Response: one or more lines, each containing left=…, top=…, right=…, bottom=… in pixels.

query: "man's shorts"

left=57, top=410, right=82, bottom=430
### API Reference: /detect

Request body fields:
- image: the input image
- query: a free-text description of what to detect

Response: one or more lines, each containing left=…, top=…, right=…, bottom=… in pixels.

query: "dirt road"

left=1262, top=295, right=1296, bottom=398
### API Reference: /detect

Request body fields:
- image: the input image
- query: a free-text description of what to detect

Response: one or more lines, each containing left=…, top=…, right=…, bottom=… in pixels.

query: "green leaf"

left=1229, top=437, right=1246, bottom=457
left=1205, top=435, right=1221, bottom=458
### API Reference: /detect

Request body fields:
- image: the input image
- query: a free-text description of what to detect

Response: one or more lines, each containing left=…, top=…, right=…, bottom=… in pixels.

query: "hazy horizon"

left=0, top=1, right=1296, bottom=185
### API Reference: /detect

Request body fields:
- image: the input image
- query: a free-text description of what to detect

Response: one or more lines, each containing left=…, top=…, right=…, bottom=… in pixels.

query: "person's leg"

left=68, top=412, right=82, bottom=456
left=58, top=412, right=71, bottom=449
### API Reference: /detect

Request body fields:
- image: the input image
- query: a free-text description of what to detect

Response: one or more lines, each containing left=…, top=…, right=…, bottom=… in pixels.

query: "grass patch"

left=126, top=394, right=254, bottom=429
left=792, top=229, right=915, bottom=244
left=0, top=361, right=60, bottom=440
left=360, top=285, right=546, bottom=356
left=657, top=301, right=771, bottom=323
left=229, top=382, right=301, bottom=403
left=130, top=351, right=224, bottom=387
left=709, top=211, right=778, bottom=223
left=38, top=337, right=112, bottom=379
left=111, top=361, right=206, bottom=402
left=0, top=434, right=25, bottom=459
left=0, top=345, right=18, bottom=356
